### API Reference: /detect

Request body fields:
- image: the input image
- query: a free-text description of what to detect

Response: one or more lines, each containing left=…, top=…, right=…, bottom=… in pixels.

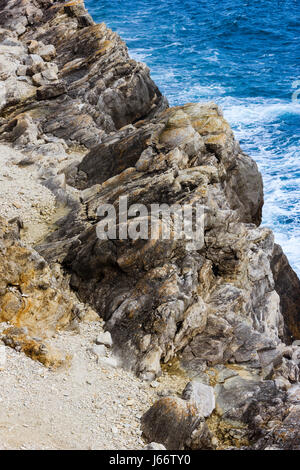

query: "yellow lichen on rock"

left=0, top=218, right=74, bottom=336
left=0, top=217, right=87, bottom=367
left=2, top=326, right=71, bottom=369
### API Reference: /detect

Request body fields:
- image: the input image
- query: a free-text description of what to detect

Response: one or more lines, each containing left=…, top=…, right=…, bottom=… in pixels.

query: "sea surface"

left=86, top=0, right=300, bottom=275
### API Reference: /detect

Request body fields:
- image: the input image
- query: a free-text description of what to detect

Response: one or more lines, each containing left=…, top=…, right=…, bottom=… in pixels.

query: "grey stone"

left=37, top=44, right=56, bottom=62
left=24, top=54, right=43, bottom=66
left=0, top=344, right=6, bottom=370
left=271, top=244, right=300, bottom=342
left=182, top=381, right=215, bottom=418
left=143, top=442, right=166, bottom=450
left=141, top=397, right=200, bottom=450
left=91, top=344, right=107, bottom=358
left=258, top=348, right=282, bottom=368
left=41, top=68, right=58, bottom=81
left=217, top=367, right=238, bottom=383
left=275, top=377, right=292, bottom=391
left=95, top=331, right=113, bottom=348
left=16, top=65, right=27, bottom=76
left=0, top=0, right=299, bottom=451
left=98, top=356, right=118, bottom=368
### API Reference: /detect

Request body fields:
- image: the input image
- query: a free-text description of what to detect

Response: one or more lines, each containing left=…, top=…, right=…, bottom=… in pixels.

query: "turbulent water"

left=86, top=0, right=300, bottom=275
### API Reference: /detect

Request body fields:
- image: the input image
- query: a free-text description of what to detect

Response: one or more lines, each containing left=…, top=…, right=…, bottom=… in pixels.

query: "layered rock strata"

left=0, top=216, right=95, bottom=366
left=0, top=0, right=299, bottom=450
left=0, top=0, right=167, bottom=149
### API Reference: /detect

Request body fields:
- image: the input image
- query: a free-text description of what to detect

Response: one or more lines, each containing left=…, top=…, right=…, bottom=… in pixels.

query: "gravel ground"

left=0, top=320, right=186, bottom=450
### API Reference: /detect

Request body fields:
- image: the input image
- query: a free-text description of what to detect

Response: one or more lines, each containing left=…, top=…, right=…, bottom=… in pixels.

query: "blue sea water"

left=86, top=0, right=300, bottom=275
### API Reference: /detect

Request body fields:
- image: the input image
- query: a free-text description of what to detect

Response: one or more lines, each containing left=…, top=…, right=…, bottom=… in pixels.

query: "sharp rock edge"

left=0, top=0, right=299, bottom=450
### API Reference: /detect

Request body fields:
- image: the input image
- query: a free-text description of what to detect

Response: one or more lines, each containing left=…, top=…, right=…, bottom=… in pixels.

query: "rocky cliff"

left=0, top=0, right=299, bottom=450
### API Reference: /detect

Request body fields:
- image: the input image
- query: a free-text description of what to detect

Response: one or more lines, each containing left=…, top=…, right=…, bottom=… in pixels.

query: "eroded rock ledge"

left=0, top=0, right=299, bottom=450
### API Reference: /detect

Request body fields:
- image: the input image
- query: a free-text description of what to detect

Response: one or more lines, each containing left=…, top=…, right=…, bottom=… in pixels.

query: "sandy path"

left=0, top=321, right=185, bottom=450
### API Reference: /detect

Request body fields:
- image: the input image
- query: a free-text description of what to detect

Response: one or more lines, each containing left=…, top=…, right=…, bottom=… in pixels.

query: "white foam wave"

left=220, top=97, right=300, bottom=276
left=221, top=97, right=300, bottom=126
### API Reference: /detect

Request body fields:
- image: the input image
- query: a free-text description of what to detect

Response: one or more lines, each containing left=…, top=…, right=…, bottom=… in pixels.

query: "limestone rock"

left=0, top=0, right=299, bottom=451
left=2, top=326, right=70, bottom=369
left=0, top=217, right=75, bottom=336
left=271, top=243, right=300, bottom=342
left=251, top=404, right=300, bottom=450
left=188, top=421, right=217, bottom=450
left=35, top=44, right=56, bottom=62
left=0, top=217, right=93, bottom=365
left=182, top=381, right=215, bottom=417
left=24, top=54, right=43, bottom=66
left=143, top=442, right=166, bottom=450
left=36, top=102, right=290, bottom=387
left=0, top=0, right=167, bottom=149
left=32, top=71, right=57, bottom=86
left=95, top=331, right=113, bottom=348
left=98, top=356, right=119, bottom=368
left=211, top=374, right=286, bottom=448
left=0, top=344, right=6, bottom=370
left=91, top=344, right=107, bottom=358
left=141, top=396, right=200, bottom=450
left=288, top=384, right=300, bottom=402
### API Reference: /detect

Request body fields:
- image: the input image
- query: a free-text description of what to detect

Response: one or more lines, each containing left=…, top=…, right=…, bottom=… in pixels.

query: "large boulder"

left=182, top=381, right=215, bottom=417
left=141, top=396, right=200, bottom=450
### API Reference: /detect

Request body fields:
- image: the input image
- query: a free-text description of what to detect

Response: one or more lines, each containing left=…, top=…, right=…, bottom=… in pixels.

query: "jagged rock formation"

left=0, top=216, right=96, bottom=366
left=271, top=243, right=300, bottom=342
left=0, top=0, right=166, bottom=363
left=40, top=103, right=285, bottom=383
left=0, top=0, right=167, bottom=149
left=0, top=0, right=299, bottom=450
left=141, top=396, right=201, bottom=450
left=0, top=217, right=73, bottom=334
left=142, top=370, right=300, bottom=450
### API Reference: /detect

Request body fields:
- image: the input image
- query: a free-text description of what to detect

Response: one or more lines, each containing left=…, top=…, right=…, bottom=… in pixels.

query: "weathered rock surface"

left=95, top=331, right=113, bottom=348
left=271, top=243, right=300, bottom=342
left=143, top=362, right=300, bottom=449
left=48, top=103, right=299, bottom=427
left=0, top=217, right=73, bottom=334
left=0, top=0, right=299, bottom=451
left=38, top=102, right=285, bottom=386
left=182, top=381, right=215, bottom=418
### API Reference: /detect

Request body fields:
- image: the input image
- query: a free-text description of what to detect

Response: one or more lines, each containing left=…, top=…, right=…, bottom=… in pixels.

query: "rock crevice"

left=0, top=0, right=299, bottom=450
